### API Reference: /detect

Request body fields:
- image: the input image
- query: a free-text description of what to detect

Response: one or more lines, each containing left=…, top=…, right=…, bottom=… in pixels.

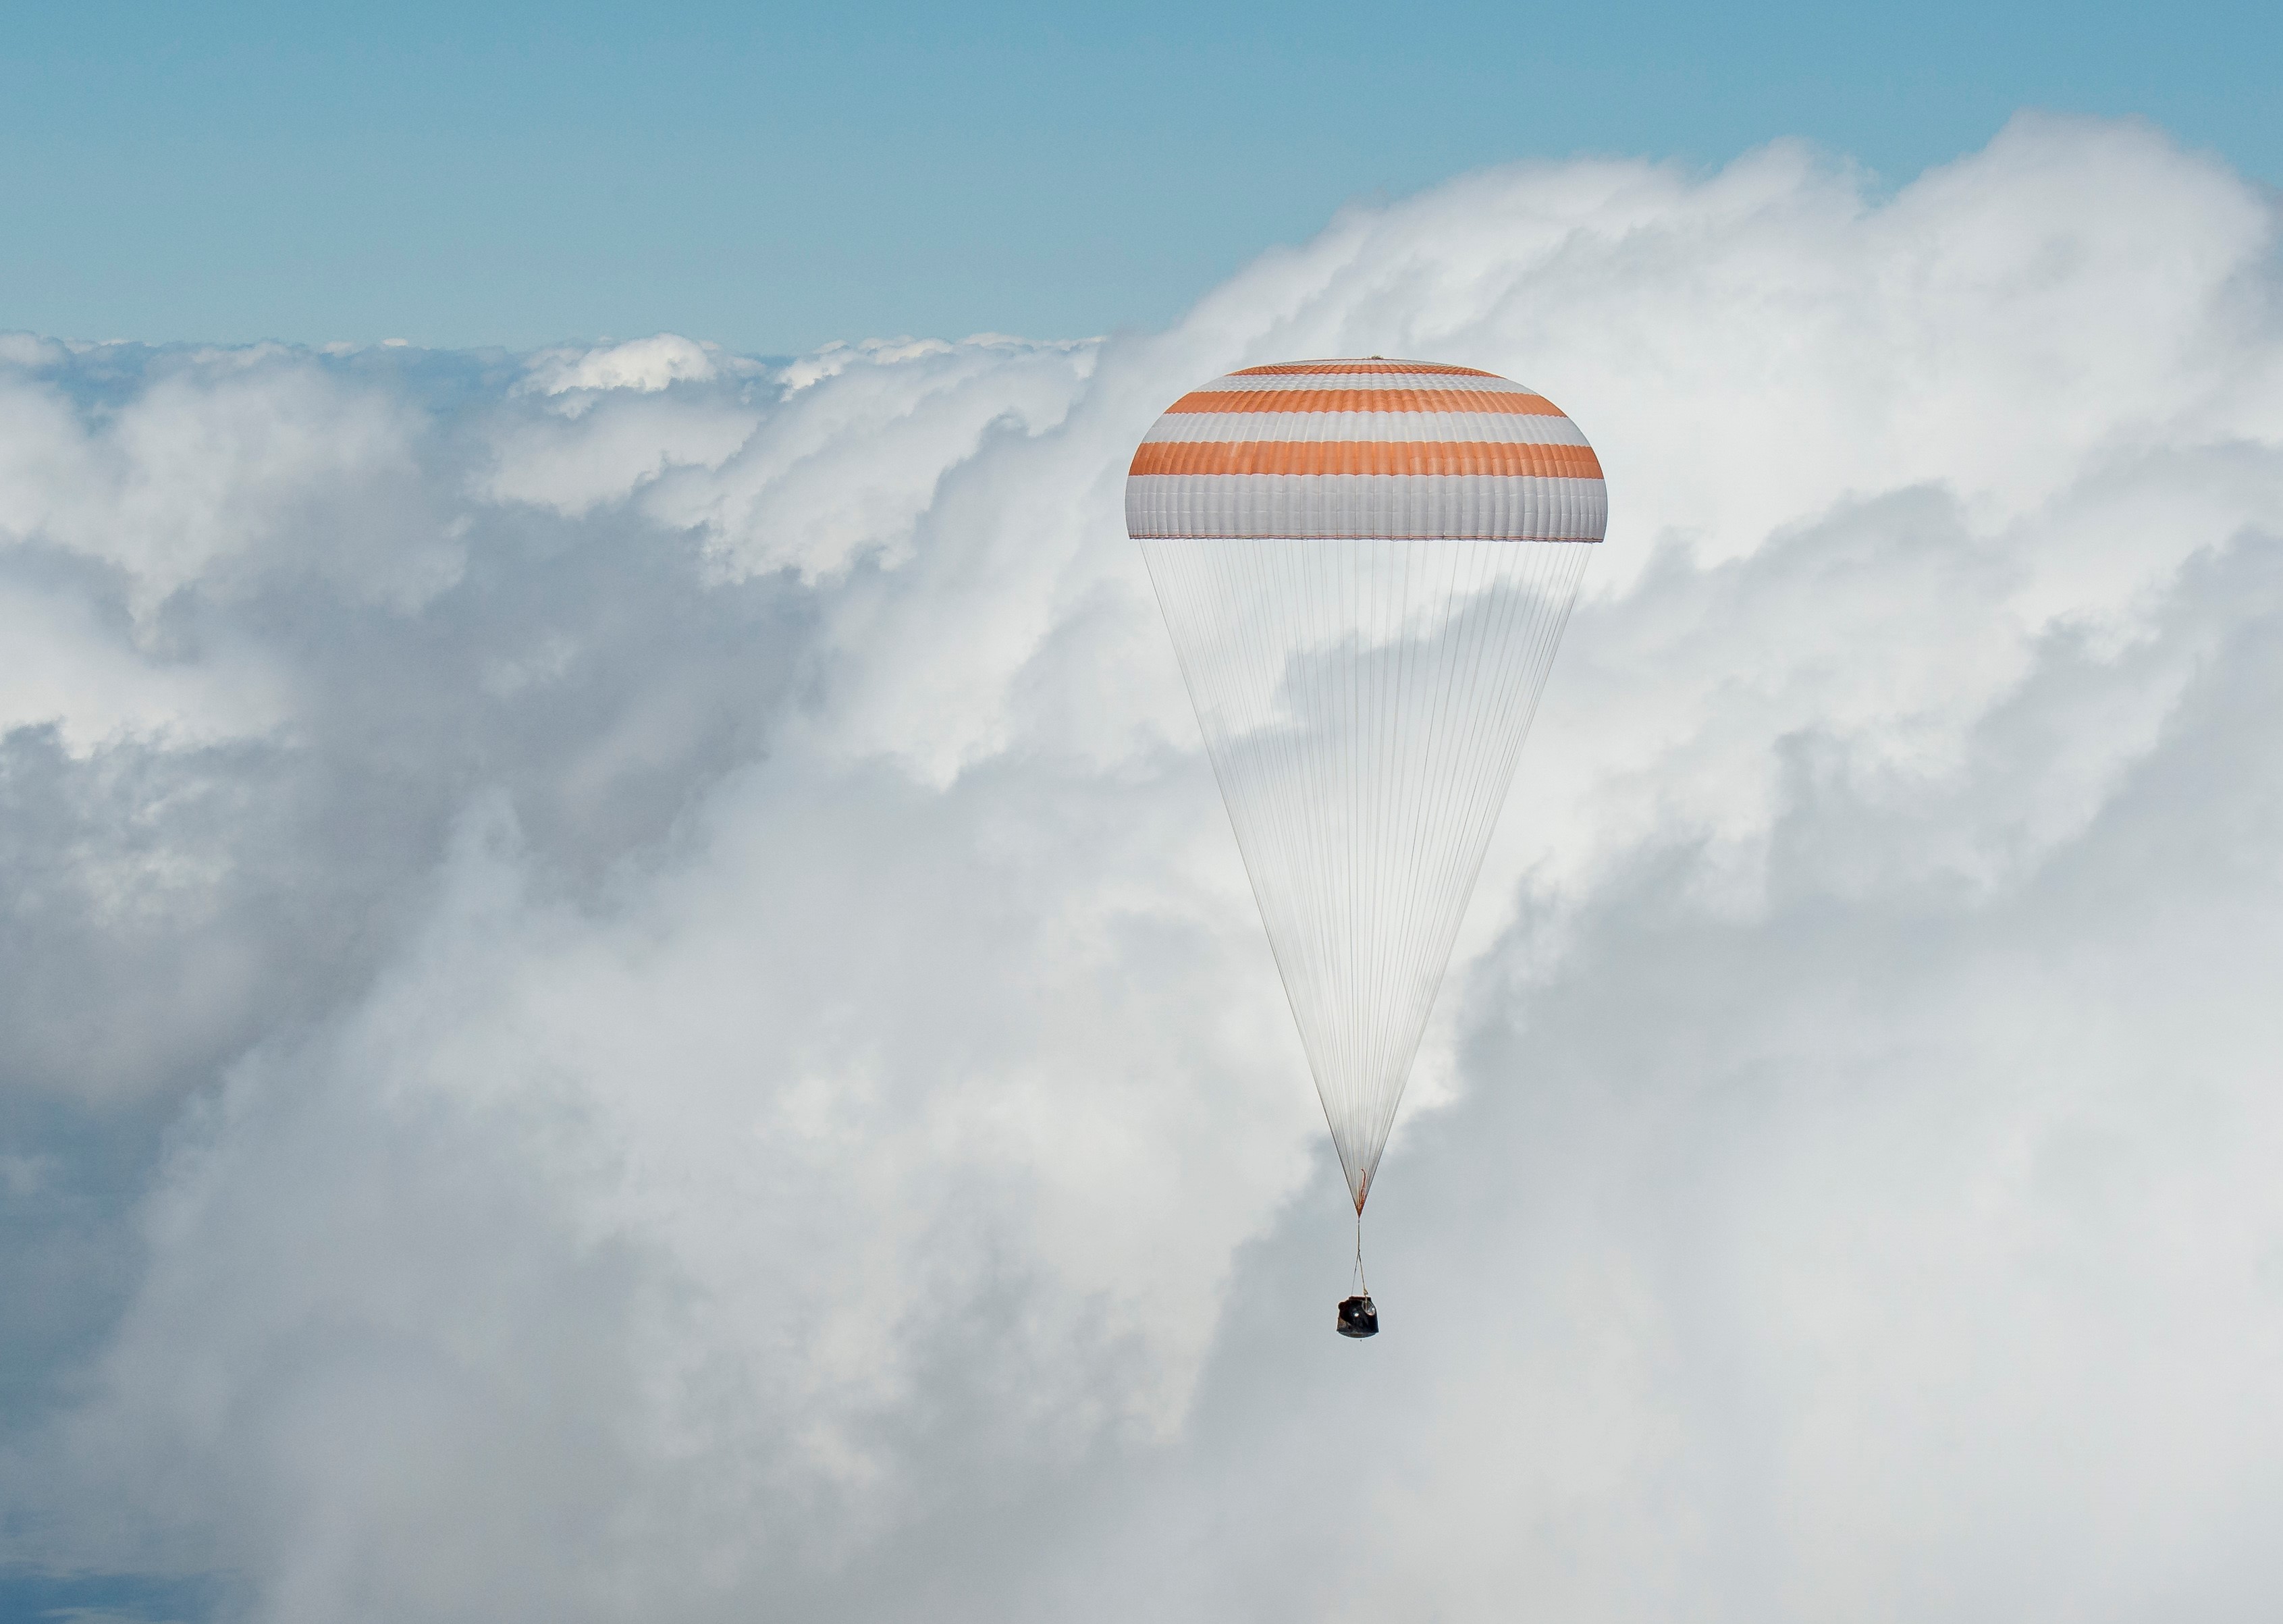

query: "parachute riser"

left=1336, top=1204, right=1378, bottom=1336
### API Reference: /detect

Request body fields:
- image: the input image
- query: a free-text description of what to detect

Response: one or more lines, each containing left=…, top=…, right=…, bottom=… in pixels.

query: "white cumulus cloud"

left=3, top=112, right=2283, bottom=1623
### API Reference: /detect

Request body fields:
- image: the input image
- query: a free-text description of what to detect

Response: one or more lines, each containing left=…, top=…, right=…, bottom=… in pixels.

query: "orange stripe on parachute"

left=1165, top=388, right=1565, bottom=415
left=1128, top=441, right=1605, bottom=479
left=1230, top=361, right=1497, bottom=376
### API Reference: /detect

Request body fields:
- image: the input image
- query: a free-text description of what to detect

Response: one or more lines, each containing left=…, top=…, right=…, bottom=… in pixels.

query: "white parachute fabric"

left=1142, top=535, right=1590, bottom=1209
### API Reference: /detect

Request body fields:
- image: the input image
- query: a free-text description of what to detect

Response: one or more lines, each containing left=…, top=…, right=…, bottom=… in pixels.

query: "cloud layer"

left=4, top=114, right=2283, bottom=1621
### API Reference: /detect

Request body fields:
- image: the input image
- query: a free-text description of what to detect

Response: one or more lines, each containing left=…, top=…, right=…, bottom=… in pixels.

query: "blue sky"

left=3, top=0, right=2276, bottom=353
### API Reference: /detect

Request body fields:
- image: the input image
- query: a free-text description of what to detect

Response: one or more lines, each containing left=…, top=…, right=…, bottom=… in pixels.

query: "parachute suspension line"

left=1352, top=1206, right=1370, bottom=1298
left=1141, top=533, right=1591, bottom=1214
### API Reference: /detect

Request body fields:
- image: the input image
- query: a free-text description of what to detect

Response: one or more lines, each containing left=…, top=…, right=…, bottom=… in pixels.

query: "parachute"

left=1127, top=358, right=1604, bottom=1332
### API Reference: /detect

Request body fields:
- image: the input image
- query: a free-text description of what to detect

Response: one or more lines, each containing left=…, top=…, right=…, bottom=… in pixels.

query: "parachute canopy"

left=1130, top=359, right=1603, bottom=1212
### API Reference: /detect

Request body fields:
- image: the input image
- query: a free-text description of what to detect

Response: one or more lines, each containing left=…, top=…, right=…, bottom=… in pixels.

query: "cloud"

left=0, top=350, right=458, bottom=618
left=516, top=334, right=734, bottom=398
left=4, top=111, right=2283, bottom=1621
